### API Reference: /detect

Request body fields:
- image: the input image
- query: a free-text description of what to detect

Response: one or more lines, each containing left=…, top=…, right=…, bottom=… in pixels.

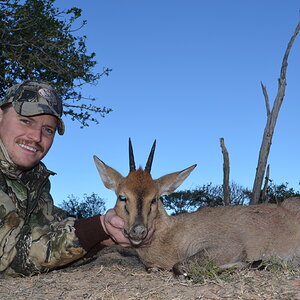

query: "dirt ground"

left=1, top=245, right=300, bottom=300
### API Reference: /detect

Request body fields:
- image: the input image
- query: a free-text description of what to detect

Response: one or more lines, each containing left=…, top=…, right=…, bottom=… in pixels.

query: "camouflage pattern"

left=0, top=81, right=65, bottom=135
left=0, top=142, right=86, bottom=277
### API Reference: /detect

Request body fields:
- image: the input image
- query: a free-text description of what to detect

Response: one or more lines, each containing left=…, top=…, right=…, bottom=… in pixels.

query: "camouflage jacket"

left=0, top=141, right=86, bottom=277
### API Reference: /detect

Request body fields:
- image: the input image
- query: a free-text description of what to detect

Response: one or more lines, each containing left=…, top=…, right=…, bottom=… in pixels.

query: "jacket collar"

left=0, top=140, right=55, bottom=181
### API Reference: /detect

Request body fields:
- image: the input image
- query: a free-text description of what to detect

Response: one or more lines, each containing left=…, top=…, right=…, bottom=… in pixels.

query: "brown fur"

left=136, top=199, right=300, bottom=270
left=94, top=155, right=300, bottom=272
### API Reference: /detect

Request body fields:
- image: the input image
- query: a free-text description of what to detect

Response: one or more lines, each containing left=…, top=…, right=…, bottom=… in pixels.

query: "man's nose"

left=27, top=127, right=42, bottom=142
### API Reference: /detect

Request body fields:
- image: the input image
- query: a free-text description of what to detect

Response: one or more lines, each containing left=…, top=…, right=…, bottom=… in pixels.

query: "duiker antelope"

left=94, top=139, right=300, bottom=275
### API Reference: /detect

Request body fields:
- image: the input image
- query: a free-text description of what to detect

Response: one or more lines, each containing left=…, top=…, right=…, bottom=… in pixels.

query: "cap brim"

left=13, top=101, right=65, bottom=135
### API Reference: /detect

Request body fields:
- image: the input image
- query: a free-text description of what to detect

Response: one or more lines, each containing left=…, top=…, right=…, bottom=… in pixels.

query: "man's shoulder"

left=34, top=161, right=56, bottom=176
left=20, top=162, right=56, bottom=184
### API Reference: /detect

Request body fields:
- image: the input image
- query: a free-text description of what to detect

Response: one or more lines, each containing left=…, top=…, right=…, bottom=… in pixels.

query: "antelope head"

left=94, top=139, right=196, bottom=246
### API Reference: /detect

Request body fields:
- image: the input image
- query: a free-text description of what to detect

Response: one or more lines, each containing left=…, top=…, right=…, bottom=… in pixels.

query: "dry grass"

left=1, top=245, right=300, bottom=300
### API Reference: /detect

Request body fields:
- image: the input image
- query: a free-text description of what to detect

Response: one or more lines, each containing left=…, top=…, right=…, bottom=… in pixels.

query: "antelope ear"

left=93, top=155, right=124, bottom=193
left=155, top=164, right=197, bottom=196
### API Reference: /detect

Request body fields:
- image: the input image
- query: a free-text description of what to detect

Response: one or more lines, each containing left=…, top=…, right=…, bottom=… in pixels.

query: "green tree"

left=163, top=180, right=300, bottom=215
left=0, top=0, right=112, bottom=127
left=60, top=193, right=106, bottom=219
left=162, top=182, right=251, bottom=215
left=162, top=183, right=223, bottom=215
left=264, top=181, right=300, bottom=204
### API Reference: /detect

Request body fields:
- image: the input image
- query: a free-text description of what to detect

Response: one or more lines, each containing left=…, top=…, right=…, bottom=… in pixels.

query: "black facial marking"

left=135, top=188, right=145, bottom=217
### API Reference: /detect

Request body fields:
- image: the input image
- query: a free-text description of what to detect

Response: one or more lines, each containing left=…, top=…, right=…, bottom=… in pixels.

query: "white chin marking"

left=130, top=240, right=143, bottom=246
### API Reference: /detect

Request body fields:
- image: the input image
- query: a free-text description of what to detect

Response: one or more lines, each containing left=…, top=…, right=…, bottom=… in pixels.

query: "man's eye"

left=20, top=119, right=30, bottom=124
left=43, top=127, right=55, bottom=135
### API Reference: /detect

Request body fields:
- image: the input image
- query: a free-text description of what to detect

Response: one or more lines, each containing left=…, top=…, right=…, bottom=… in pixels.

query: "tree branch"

left=261, top=81, right=270, bottom=116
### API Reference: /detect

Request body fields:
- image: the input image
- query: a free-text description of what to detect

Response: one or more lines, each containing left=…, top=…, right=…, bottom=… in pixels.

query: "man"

left=0, top=80, right=153, bottom=277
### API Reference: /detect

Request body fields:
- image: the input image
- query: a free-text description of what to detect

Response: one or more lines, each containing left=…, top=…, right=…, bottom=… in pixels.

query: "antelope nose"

left=130, top=225, right=147, bottom=240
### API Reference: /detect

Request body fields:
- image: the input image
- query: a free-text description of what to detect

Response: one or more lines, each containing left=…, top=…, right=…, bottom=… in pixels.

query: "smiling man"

left=0, top=81, right=149, bottom=277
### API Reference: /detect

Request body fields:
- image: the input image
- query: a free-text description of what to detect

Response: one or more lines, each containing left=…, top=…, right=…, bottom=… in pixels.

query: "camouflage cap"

left=0, top=81, right=65, bottom=135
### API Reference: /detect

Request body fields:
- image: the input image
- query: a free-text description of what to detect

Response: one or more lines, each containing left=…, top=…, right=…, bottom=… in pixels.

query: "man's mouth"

left=18, top=143, right=38, bottom=153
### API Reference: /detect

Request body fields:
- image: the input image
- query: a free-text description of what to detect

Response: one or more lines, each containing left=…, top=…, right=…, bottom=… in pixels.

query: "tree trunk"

left=220, top=137, right=230, bottom=206
left=261, top=164, right=270, bottom=203
left=251, top=22, right=300, bottom=205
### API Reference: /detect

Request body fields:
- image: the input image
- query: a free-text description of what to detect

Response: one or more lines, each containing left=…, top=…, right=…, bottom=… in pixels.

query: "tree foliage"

left=162, top=182, right=251, bottom=215
left=60, top=193, right=106, bottom=219
left=264, top=181, right=300, bottom=204
left=0, top=0, right=112, bottom=127
left=162, top=181, right=300, bottom=215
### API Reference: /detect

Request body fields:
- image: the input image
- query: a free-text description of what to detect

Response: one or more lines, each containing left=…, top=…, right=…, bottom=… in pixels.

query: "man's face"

left=0, top=106, right=57, bottom=171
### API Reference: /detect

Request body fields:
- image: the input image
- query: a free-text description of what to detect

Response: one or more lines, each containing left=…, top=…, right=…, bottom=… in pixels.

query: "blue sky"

left=44, top=0, right=300, bottom=209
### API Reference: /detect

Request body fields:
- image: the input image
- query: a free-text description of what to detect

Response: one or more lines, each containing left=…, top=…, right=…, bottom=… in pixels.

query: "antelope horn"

left=129, top=138, right=136, bottom=172
left=145, top=140, right=156, bottom=173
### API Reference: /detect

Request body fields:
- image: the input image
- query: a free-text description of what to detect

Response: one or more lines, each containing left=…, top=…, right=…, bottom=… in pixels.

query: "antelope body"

left=94, top=140, right=300, bottom=274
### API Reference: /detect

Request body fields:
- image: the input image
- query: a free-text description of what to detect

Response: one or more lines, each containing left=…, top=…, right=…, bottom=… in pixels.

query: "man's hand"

left=100, top=208, right=155, bottom=247
left=100, top=209, right=131, bottom=247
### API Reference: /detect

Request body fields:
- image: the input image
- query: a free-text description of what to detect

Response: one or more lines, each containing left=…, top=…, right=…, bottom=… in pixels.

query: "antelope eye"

left=118, top=195, right=127, bottom=202
left=151, top=198, right=157, bottom=204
